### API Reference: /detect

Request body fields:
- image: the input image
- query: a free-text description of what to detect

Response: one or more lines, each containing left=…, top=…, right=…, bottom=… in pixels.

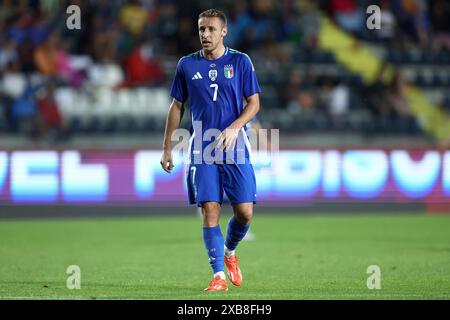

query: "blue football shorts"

left=186, top=162, right=257, bottom=206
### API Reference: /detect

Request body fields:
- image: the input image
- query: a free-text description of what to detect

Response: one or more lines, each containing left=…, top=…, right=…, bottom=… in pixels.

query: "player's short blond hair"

left=198, top=9, right=227, bottom=26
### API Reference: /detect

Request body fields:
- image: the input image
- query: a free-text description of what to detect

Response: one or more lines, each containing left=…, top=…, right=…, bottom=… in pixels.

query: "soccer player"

left=160, top=9, right=261, bottom=292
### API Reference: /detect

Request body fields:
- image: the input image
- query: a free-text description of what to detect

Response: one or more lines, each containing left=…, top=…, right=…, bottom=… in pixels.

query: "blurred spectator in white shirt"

left=376, top=0, right=397, bottom=42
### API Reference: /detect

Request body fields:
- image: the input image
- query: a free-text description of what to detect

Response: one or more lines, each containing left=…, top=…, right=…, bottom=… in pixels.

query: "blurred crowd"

left=327, top=0, right=450, bottom=52
left=0, top=0, right=449, bottom=142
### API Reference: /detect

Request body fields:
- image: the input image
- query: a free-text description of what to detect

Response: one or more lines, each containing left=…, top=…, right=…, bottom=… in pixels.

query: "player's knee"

left=235, top=210, right=253, bottom=225
left=201, top=202, right=221, bottom=226
left=202, top=202, right=220, bottom=213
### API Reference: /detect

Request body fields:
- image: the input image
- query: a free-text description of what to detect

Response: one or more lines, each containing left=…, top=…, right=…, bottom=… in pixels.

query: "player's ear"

left=222, top=27, right=227, bottom=38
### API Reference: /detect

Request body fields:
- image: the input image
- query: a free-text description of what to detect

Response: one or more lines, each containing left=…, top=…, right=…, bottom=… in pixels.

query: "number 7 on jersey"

left=210, top=84, right=218, bottom=102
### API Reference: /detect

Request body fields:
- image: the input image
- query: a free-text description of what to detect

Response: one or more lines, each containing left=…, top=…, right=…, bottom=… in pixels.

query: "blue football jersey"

left=170, top=47, right=261, bottom=164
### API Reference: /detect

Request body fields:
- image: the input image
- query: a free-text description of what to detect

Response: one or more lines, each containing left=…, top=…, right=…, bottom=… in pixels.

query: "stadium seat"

left=114, top=116, right=135, bottom=133
left=387, top=49, right=402, bottom=64
left=435, top=50, right=450, bottom=65
left=105, top=117, right=119, bottom=133
left=443, top=95, right=450, bottom=112
left=96, top=117, right=115, bottom=133
left=86, top=116, right=102, bottom=133
left=348, top=90, right=364, bottom=110
left=438, top=73, right=449, bottom=87
left=131, top=117, right=149, bottom=133
left=407, top=117, right=422, bottom=134
left=293, top=51, right=308, bottom=63
left=143, top=117, right=157, bottom=132
left=68, top=117, right=82, bottom=132
left=415, top=74, right=426, bottom=87
left=0, top=113, right=7, bottom=133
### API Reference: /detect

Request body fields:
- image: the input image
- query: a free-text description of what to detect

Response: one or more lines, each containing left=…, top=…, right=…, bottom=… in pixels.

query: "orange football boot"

left=204, top=275, right=228, bottom=292
left=224, top=255, right=242, bottom=286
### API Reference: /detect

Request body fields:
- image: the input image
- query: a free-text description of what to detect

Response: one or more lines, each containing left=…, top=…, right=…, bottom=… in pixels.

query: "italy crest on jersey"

left=224, top=65, right=234, bottom=79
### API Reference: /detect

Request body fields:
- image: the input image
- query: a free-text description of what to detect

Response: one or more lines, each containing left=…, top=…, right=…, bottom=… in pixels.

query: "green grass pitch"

left=0, top=213, right=449, bottom=299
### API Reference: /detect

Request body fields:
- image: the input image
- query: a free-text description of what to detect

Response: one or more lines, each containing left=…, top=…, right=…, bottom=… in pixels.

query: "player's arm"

left=231, top=93, right=260, bottom=130
left=217, top=93, right=260, bottom=152
left=160, top=98, right=184, bottom=173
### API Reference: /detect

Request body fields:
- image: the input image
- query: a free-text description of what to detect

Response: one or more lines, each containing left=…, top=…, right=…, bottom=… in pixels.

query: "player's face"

left=198, top=17, right=226, bottom=52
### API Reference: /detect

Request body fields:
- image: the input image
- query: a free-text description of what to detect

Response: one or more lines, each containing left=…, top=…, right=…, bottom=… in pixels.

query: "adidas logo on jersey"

left=192, top=72, right=203, bottom=80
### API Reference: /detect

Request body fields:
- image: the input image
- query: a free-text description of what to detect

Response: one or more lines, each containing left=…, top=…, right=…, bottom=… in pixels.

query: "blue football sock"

left=225, top=217, right=250, bottom=251
left=203, top=225, right=225, bottom=274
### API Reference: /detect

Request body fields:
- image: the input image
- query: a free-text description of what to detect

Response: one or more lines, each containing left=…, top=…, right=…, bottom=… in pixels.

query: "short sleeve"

left=242, top=54, right=262, bottom=99
left=170, top=58, right=188, bottom=103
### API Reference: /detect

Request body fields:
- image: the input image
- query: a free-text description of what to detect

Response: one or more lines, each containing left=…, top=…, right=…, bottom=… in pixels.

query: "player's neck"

left=202, top=44, right=226, bottom=61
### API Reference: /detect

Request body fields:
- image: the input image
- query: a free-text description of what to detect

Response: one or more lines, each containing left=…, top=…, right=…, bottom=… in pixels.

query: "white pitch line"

left=1, top=292, right=449, bottom=300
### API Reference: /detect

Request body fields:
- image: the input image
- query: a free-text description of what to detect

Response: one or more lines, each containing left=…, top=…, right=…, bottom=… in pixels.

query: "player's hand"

left=160, top=150, right=174, bottom=173
left=216, top=126, right=240, bottom=152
